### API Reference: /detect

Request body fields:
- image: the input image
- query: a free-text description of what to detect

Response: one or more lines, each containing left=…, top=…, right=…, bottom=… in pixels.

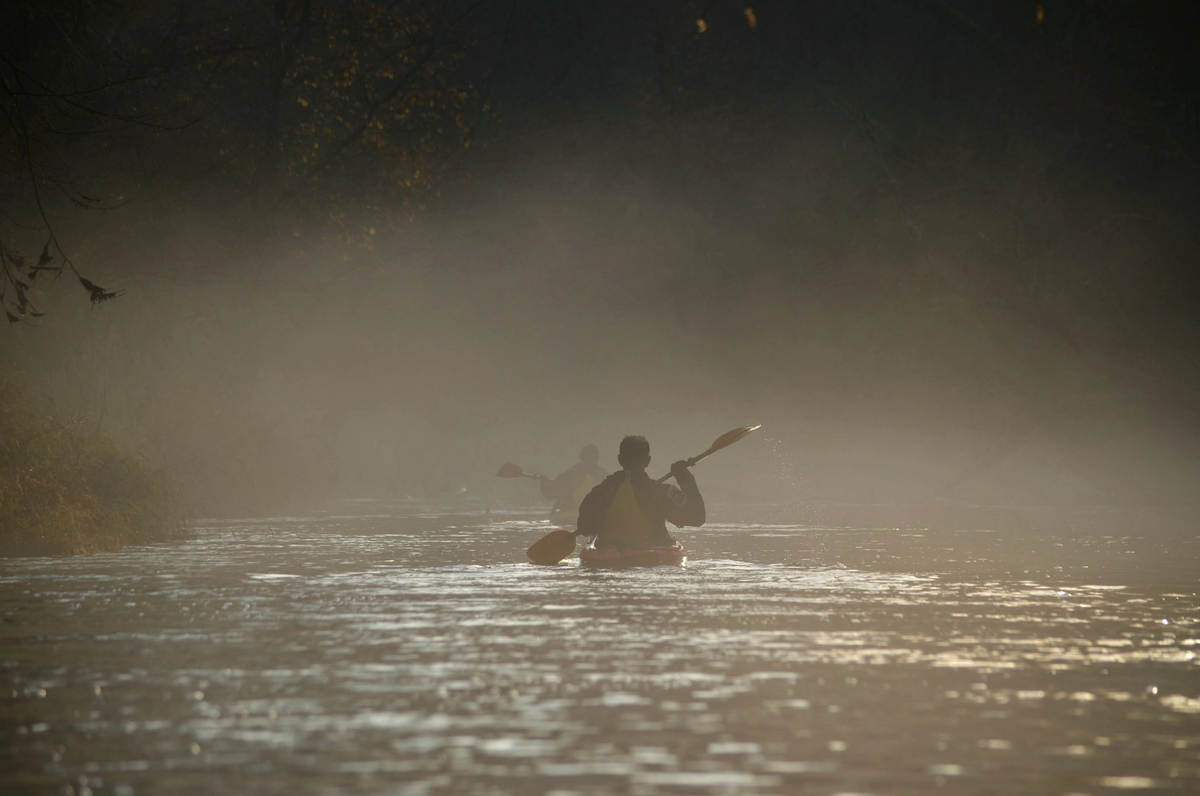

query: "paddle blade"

left=527, top=530, right=576, bottom=565
left=709, top=424, right=762, bottom=453
left=496, top=463, right=526, bottom=478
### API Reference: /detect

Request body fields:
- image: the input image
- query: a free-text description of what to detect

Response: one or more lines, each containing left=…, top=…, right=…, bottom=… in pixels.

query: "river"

left=2, top=501, right=1198, bottom=795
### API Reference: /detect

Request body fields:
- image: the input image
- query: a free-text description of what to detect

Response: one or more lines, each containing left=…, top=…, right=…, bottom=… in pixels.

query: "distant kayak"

left=579, top=540, right=686, bottom=569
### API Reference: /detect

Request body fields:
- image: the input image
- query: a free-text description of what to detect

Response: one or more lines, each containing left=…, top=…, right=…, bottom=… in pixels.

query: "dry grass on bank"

left=0, top=379, right=184, bottom=556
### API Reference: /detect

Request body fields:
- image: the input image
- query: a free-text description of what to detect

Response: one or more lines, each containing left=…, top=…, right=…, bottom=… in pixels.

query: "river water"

left=1, top=501, right=1198, bottom=795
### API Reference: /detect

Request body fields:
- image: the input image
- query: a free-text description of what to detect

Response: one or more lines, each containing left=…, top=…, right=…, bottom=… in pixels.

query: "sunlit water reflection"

left=2, top=501, right=1198, bottom=795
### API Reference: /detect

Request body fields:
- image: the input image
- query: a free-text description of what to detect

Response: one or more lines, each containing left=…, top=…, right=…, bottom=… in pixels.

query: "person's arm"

left=662, top=460, right=706, bottom=527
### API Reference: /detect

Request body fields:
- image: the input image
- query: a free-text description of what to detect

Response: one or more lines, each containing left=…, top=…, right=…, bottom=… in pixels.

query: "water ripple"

left=1, top=503, right=1197, bottom=795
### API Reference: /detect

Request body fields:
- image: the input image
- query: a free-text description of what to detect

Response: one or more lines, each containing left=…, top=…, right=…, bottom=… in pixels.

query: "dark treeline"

left=4, top=1, right=1199, bottom=515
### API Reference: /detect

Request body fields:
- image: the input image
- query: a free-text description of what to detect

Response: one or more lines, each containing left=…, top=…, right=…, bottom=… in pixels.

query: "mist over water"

left=12, top=140, right=1200, bottom=514
left=2, top=501, right=1197, bottom=795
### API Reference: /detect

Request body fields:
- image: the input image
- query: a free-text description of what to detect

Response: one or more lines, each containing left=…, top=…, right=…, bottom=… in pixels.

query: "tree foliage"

left=182, top=1, right=485, bottom=222
left=1, top=0, right=491, bottom=322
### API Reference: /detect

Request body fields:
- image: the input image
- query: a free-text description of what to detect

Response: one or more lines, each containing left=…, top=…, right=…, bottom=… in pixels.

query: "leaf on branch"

left=5, top=311, right=19, bottom=324
left=79, top=276, right=124, bottom=303
left=38, top=243, right=53, bottom=265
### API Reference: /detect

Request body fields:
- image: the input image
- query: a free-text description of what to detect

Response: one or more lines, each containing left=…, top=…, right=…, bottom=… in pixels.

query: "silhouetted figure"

left=540, top=444, right=608, bottom=523
left=576, top=435, right=705, bottom=549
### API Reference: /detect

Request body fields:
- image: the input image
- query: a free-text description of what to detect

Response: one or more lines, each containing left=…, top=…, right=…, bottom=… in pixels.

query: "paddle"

left=653, top=424, right=762, bottom=484
left=495, top=463, right=546, bottom=481
left=498, top=464, right=576, bottom=565
left=522, top=425, right=762, bottom=565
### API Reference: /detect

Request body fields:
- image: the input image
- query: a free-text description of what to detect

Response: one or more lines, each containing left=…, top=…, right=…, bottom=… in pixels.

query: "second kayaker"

left=576, top=435, right=706, bottom=549
left=540, top=444, right=609, bottom=524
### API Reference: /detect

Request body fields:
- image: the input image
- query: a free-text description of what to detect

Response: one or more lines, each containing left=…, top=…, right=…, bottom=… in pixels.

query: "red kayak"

left=579, top=539, right=686, bottom=569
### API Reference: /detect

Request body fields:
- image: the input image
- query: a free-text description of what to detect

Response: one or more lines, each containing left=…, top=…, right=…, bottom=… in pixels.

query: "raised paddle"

left=522, top=424, right=762, bottom=565
left=496, top=463, right=546, bottom=481
left=653, top=424, right=762, bottom=484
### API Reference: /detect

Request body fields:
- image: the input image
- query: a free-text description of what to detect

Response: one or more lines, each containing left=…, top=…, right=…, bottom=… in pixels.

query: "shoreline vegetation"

left=0, top=379, right=184, bottom=557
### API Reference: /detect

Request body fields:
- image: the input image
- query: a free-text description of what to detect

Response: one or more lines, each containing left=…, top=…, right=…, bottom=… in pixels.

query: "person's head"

left=580, top=444, right=600, bottom=464
left=617, top=435, right=651, bottom=471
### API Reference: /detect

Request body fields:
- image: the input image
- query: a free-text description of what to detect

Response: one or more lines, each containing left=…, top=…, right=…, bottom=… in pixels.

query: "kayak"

left=579, top=539, right=686, bottom=569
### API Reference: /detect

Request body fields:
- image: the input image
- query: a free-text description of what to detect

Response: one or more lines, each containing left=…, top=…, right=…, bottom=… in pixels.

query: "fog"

left=6, top=0, right=1200, bottom=517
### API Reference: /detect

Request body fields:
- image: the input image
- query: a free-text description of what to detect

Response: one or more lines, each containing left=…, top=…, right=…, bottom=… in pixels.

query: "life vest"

left=598, top=471, right=661, bottom=549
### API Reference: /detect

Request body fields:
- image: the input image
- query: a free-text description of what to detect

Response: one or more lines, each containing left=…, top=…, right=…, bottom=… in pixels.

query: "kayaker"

left=540, top=444, right=609, bottom=523
left=576, top=435, right=705, bottom=549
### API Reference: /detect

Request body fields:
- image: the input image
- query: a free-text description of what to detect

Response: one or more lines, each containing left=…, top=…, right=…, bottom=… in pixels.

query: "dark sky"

left=479, top=2, right=1199, bottom=128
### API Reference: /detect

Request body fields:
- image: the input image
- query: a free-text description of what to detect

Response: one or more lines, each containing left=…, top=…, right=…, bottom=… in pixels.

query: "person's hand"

left=670, top=460, right=693, bottom=480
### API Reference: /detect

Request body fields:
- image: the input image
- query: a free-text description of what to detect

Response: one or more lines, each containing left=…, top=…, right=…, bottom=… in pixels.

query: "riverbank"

left=0, top=379, right=184, bottom=556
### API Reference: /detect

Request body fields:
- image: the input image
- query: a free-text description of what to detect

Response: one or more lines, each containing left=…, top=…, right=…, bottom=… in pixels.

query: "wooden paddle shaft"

left=654, top=451, right=707, bottom=484
left=653, top=425, right=760, bottom=483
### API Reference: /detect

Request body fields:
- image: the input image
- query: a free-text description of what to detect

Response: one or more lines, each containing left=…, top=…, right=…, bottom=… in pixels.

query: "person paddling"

left=540, top=444, right=608, bottom=523
left=576, top=435, right=705, bottom=549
